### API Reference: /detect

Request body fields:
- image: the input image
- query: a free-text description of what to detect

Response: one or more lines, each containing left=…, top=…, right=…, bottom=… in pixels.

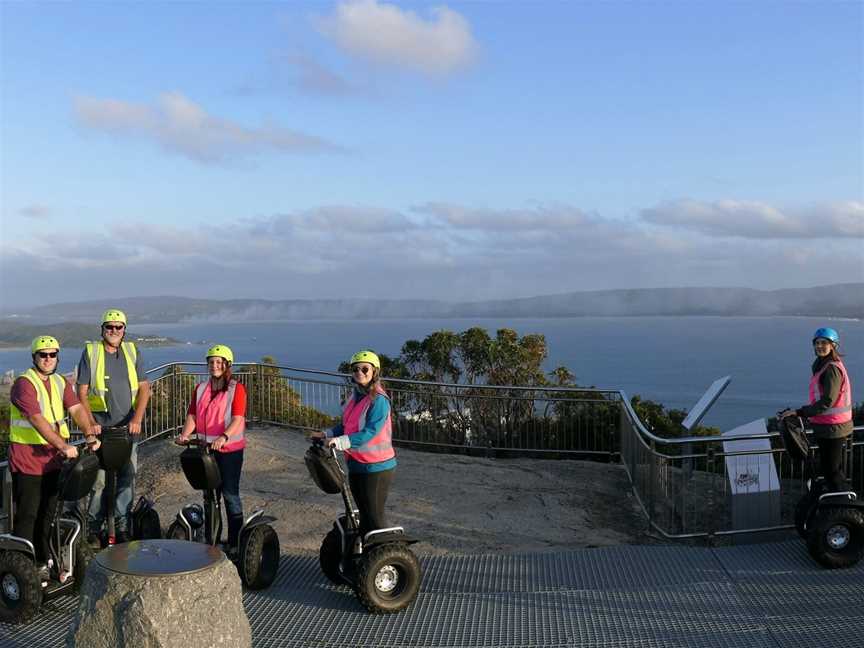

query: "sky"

left=1, top=0, right=862, bottom=309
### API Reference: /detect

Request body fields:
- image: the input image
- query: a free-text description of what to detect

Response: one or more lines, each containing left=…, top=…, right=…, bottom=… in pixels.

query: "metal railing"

left=618, top=393, right=863, bottom=541
left=1, top=361, right=861, bottom=542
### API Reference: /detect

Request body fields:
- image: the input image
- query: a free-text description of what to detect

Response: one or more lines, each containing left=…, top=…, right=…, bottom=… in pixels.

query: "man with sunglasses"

left=9, top=336, right=99, bottom=566
left=76, top=309, right=151, bottom=545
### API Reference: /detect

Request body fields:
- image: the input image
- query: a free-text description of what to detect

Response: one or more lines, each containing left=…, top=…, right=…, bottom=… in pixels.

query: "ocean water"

left=1, top=316, right=861, bottom=431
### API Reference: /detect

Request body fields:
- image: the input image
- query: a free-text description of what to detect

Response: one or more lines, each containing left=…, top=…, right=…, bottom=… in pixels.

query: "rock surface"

left=68, top=540, right=251, bottom=648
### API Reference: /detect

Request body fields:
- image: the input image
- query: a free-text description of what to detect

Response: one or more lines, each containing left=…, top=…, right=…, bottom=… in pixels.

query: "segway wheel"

left=72, top=540, right=95, bottom=593
left=239, top=524, right=280, bottom=590
left=0, top=552, right=44, bottom=625
left=355, top=544, right=421, bottom=614
left=806, top=507, right=864, bottom=569
left=319, top=528, right=343, bottom=585
left=794, top=492, right=817, bottom=538
left=165, top=521, right=190, bottom=541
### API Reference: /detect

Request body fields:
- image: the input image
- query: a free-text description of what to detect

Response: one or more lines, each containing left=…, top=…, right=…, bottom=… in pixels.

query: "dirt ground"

left=137, top=425, right=655, bottom=556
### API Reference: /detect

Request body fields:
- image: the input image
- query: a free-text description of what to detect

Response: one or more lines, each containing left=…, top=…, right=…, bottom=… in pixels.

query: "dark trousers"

left=12, top=470, right=60, bottom=563
left=817, top=437, right=848, bottom=491
left=213, top=449, right=244, bottom=547
left=349, top=469, right=394, bottom=537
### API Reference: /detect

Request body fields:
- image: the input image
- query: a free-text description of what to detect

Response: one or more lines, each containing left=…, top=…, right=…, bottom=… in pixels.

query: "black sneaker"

left=115, top=530, right=129, bottom=544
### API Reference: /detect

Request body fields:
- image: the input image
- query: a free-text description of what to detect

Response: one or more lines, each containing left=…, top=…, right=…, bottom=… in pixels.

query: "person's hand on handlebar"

left=61, top=443, right=79, bottom=459
left=308, top=429, right=327, bottom=440
left=85, top=435, right=101, bottom=452
left=779, top=408, right=797, bottom=420
left=175, top=433, right=192, bottom=446
left=326, top=436, right=352, bottom=451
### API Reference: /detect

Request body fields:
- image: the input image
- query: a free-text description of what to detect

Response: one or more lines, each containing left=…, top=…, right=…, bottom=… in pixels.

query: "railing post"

left=170, top=364, right=178, bottom=434
left=256, top=363, right=264, bottom=425
left=647, top=439, right=657, bottom=527
left=706, top=445, right=716, bottom=545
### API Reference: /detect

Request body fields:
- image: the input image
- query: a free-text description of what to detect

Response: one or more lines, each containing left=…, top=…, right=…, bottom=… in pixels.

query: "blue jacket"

left=330, top=389, right=397, bottom=474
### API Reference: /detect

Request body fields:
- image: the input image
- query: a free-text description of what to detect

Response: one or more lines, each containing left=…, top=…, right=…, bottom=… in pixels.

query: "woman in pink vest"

left=177, top=344, right=247, bottom=550
left=781, top=327, right=854, bottom=492
left=312, top=350, right=396, bottom=537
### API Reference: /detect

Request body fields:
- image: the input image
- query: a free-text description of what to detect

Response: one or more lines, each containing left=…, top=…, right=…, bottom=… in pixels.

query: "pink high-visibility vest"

left=808, top=360, right=852, bottom=425
left=342, top=387, right=394, bottom=464
left=195, top=379, right=246, bottom=451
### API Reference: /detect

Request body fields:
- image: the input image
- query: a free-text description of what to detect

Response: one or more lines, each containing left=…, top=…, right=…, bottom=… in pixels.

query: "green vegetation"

left=335, top=327, right=718, bottom=453
left=0, top=321, right=179, bottom=349
left=237, top=356, right=337, bottom=429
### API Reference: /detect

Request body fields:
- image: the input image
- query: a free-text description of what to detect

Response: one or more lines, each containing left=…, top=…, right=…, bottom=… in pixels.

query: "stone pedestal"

left=68, top=539, right=252, bottom=648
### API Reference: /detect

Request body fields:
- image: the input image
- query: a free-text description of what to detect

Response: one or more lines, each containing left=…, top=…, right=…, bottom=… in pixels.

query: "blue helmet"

left=812, top=327, right=840, bottom=345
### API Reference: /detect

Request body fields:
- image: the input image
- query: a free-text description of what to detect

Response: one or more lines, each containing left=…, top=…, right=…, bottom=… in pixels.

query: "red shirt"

left=187, top=382, right=247, bottom=418
left=9, top=374, right=79, bottom=475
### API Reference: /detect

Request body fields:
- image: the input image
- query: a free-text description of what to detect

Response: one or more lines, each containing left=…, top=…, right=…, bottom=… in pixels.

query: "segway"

left=96, top=426, right=134, bottom=546
left=779, top=415, right=864, bottom=568
left=305, top=438, right=422, bottom=614
left=166, top=438, right=280, bottom=590
left=0, top=453, right=100, bottom=624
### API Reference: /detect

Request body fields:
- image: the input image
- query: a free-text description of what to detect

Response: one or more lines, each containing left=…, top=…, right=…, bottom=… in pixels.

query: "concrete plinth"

left=68, top=539, right=251, bottom=648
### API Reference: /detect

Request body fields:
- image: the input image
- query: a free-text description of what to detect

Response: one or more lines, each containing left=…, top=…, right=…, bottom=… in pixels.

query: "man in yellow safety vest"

left=76, top=309, right=150, bottom=545
left=9, top=336, right=99, bottom=564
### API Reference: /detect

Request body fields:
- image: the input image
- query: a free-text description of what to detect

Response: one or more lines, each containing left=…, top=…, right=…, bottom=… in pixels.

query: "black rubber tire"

left=239, top=524, right=280, bottom=590
left=0, top=552, right=44, bottom=625
left=73, top=539, right=94, bottom=593
left=794, top=492, right=818, bottom=538
left=355, top=543, right=421, bottom=614
left=165, top=521, right=189, bottom=541
left=806, top=507, right=864, bottom=569
left=319, top=529, right=343, bottom=585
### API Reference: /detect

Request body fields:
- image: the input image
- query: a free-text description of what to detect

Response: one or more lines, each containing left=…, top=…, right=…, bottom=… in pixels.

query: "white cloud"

left=414, top=203, right=591, bottom=231
left=287, top=54, right=361, bottom=96
left=642, top=199, right=864, bottom=239
left=317, top=0, right=477, bottom=76
left=19, top=205, right=51, bottom=220
left=73, top=92, right=343, bottom=163
left=3, top=200, right=862, bottom=308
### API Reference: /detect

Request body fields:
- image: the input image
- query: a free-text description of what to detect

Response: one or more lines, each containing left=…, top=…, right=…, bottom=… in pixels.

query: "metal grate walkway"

left=1, top=540, right=862, bottom=648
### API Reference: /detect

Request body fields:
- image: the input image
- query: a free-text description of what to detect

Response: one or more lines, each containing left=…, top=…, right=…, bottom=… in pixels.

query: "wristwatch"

left=221, top=433, right=230, bottom=441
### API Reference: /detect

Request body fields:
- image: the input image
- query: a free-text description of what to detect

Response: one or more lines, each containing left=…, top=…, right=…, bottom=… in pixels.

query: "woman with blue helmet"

left=780, top=327, right=854, bottom=492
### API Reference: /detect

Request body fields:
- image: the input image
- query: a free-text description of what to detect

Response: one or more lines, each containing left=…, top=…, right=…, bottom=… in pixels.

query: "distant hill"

left=4, top=283, right=862, bottom=324
left=0, top=321, right=180, bottom=349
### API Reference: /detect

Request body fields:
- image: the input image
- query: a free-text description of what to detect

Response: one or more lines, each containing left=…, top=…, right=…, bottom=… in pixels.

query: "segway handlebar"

left=310, top=436, right=343, bottom=460
left=174, top=436, right=210, bottom=448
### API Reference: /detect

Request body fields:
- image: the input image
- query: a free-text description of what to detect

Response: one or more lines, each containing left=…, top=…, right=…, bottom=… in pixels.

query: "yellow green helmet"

left=31, top=335, right=60, bottom=353
left=206, top=344, right=234, bottom=363
left=350, top=349, right=380, bottom=369
left=101, top=309, right=127, bottom=325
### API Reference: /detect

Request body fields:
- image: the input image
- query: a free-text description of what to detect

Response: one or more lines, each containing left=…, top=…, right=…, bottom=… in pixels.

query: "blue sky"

left=1, top=1, right=862, bottom=309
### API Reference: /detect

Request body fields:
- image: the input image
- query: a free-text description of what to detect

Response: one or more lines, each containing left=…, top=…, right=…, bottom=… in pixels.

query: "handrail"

left=3, top=360, right=861, bottom=541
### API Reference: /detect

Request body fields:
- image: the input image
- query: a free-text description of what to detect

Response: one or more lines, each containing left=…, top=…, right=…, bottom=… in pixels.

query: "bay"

left=1, top=316, right=861, bottom=431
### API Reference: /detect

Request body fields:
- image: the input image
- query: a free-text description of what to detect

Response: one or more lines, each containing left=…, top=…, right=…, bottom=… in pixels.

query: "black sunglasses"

left=37, top=351, right=58, bottom=359
left=352, top=366, right=370, bottom=375
left=103, top=324, right=125, bottom=331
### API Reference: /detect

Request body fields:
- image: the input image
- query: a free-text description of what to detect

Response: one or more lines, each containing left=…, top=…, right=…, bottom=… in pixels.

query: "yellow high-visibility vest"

left=84, top=341, right=139, bottom=413
left=9, top=369, right=70, bottom=444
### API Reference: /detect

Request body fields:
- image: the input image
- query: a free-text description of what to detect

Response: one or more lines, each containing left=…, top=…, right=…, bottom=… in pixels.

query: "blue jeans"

left=214, top=449, right=244, bottom=547
left=88, top=441, right=138, bottom=534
